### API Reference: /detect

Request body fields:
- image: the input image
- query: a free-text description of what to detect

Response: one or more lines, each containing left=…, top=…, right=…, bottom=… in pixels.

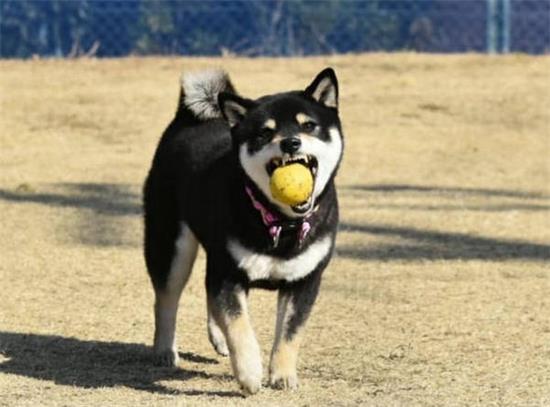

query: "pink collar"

left=245, top=185, right=312, bottom=248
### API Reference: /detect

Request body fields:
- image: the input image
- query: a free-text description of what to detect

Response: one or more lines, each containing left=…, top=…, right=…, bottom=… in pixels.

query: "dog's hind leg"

left=207, top=302, right=229, bottom=356
left=152, top=222, right=198, bottom=366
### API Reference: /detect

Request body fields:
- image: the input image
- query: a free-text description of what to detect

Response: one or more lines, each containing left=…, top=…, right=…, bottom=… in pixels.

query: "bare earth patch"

left=1, top=54, right=549, bottom=406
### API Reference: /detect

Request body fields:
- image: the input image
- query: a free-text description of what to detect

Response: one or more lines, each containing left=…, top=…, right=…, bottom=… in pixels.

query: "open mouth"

left=265, top=153, right=318, bottom=213
left=265, top=154, right=318, bottom=177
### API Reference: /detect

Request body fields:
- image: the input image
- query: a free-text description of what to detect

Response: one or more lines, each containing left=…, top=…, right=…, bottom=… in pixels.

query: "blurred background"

left=1, top=0, right=549, bottom=59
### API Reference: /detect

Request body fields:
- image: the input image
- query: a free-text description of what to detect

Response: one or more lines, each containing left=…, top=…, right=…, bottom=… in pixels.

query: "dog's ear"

left=304, top=67, right=338, bottom=109
left=218, top=92, right=256, bottom=128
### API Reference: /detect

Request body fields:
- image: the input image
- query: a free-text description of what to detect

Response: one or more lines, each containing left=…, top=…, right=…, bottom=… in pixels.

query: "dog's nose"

left=280, top=137, right=301, bottom=154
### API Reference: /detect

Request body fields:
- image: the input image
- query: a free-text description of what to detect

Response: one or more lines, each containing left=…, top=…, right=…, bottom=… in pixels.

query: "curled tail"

left=178, top=69, right=237, bottom=120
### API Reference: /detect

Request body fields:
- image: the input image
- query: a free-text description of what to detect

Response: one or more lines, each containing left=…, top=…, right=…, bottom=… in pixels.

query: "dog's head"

left=218, top=68, right=343, bottom=218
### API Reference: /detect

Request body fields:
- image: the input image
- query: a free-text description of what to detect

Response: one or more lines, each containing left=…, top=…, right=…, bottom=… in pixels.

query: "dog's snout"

left=280, top=137, right=301, bottom=154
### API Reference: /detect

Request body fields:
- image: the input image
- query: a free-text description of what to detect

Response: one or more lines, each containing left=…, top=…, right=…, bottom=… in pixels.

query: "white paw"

left=211, top=336, right=229, bottom=356
left=154, top=348, right=179, bottom=367
left=233, top=351, right=263, bottom=395
left=208, top=323, right=229, bottom=356
left=269, top=371, right=299, bottom=390
left=238, top=368, right=263, bottom=395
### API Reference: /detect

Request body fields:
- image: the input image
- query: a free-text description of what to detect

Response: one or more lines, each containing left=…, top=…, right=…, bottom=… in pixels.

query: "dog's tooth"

left=283, top=153, right=290, bottom=165
left=312, top=167, right=317, bottom=175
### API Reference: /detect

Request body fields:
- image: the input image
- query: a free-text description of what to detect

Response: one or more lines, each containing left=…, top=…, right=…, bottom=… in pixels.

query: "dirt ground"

left=1, top=54, right=549, bottom=407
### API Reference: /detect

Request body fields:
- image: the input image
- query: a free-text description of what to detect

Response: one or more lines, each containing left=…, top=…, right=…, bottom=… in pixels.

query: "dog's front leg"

left=207, top=276, right=262, bottom=395
left=270, top=270, right=322, bottom=390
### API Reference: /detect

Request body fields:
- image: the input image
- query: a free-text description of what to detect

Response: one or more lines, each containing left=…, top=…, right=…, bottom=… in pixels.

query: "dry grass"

left=0, top=54, right=549, bottom=407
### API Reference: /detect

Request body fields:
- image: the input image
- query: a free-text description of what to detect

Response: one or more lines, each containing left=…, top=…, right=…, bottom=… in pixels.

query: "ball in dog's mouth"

left=266, top=154, right=317, bottom=212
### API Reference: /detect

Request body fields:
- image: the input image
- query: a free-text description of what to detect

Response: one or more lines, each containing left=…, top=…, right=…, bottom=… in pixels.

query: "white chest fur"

left=227, top=236, right=332, bottom=282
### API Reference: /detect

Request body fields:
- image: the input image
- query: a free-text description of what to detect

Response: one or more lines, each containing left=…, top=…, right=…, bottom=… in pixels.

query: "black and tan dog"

left=143, top=68, right=343, bottom=394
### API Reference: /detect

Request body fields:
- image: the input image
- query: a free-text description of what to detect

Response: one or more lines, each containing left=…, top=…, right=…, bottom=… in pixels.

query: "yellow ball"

left=269, top=163, right=313, bottom=206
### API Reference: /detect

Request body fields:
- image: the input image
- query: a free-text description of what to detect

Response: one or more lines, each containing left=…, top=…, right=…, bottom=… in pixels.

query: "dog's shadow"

left=0, top=331, right=240, bottom=397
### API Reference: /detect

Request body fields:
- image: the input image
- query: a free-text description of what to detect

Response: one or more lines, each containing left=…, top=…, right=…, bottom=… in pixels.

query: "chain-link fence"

left=1, top=0, right=549, bottom=58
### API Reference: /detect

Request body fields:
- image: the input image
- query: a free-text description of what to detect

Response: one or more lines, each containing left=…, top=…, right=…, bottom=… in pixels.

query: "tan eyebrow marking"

left=296, top=113, right=314, bottom=125
left=264, top=119, right=276, bottom=130
left=270, top=134, right=285, bottom=143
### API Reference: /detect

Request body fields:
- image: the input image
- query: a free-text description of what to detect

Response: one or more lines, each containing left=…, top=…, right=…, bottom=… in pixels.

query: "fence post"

left=501, top=0, right=511, bottom=53
left=487, top=0, right=499, bottom=53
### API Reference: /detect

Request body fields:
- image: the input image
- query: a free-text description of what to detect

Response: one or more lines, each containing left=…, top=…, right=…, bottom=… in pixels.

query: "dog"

left=143, top=67, right=343, bottom=394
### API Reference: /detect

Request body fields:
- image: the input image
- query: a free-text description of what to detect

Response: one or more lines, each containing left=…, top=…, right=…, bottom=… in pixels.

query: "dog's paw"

left=238, top=371, right=262, bottom=396
left=208, top=324, right=229, bottom=356
left=269, top=371, right=299, bottom=390
left=233, top=353, right=263, bottom=395
left=211, top=336, right=229, bottom=357
left=154, top=348, right=179, bottom=367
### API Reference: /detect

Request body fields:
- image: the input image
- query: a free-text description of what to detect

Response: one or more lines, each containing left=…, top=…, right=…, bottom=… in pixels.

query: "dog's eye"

left=301, top=121, right=317, bottom=133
